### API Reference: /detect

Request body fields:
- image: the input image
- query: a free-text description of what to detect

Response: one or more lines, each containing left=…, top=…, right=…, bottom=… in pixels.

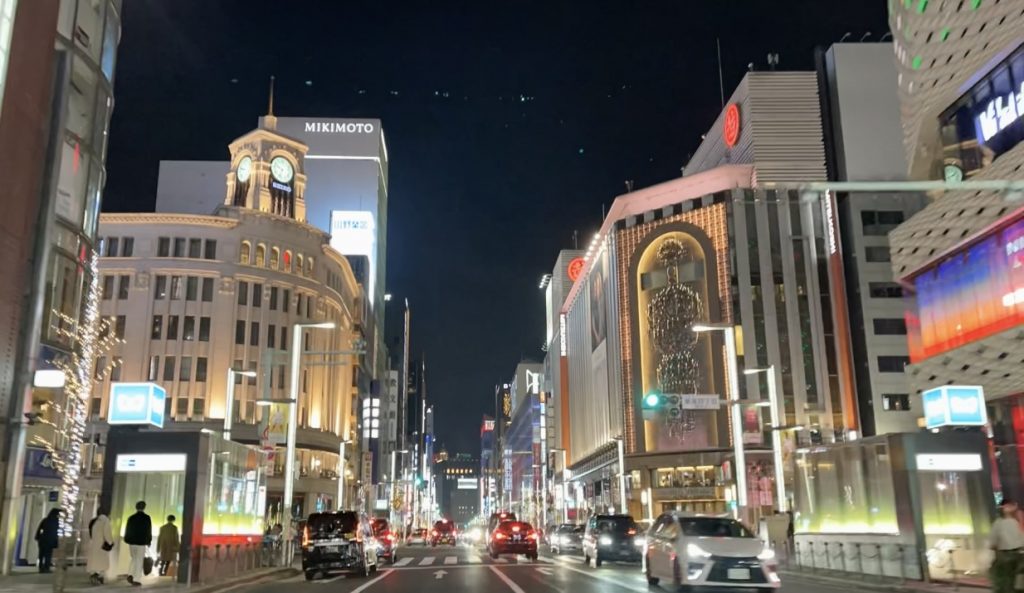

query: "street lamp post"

left=693, top=323, right=747, bottom=515
left=744, top=366, right=786, bottom=512
left=614, top=437, right=627, bottom=515
left=338, top=439, right=353, bottom=510
left=283, top=321, right=334, bottom=563
left=224, top=368, right=257, bottom=441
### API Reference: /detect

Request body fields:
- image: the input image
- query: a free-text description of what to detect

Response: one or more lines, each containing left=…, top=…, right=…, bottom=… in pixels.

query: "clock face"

left=944, top=164, right=963, bottom=183
left=270, top=156, right=294, bottom=183
left=236, top=156, right=253, bottom=183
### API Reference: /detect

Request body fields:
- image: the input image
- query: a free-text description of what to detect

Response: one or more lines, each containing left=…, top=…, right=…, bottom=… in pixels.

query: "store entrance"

left=109, top=456, right=186, bottom=579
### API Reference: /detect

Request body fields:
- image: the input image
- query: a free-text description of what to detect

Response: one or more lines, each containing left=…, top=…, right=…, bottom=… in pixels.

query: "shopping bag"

left=143, top=556, right=154, bottom=576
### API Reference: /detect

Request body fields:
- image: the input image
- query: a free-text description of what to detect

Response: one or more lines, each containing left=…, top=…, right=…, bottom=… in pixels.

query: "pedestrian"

left=990, top=498, right=1024, bottom=593
left=156, top=515, right=179, bottom=577
left=86, top=507, right=114, bottom=585
left=34, top=508, right=60, bottom=573
left=123, top=501, right=152, bottom=587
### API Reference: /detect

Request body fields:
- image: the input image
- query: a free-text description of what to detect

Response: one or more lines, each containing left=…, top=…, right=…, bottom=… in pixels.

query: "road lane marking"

left=536, top=567, right=554, bottom=575
left=394, top=557, right=412, bottom=567
left=418, top=556, right=435, bottom=566
left=433, top=570, right=448, bottom=579
left=494, top=557, right=508, bottom=563
left=444, top=556, right=458, bottom=565
left=467, top=555, right=482, bottom=563
left=554, top=563, right=649, bottom=593
left=348, top=569, right=392, bottom=593
left=488, top=566, right=527, bottom=593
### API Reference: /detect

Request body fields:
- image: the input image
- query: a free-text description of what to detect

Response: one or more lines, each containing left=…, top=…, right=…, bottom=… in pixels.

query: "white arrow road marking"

left=419, top=556, right=435, bottom=566
left=488, top=566, right=527, bottom=593
left=444, top=556, right=458, bottom=565
left=394, top=557, right=412, bottom=567
left=434, top=570, right=448, bottom=580
left=536, top=567, right=555, bottom=575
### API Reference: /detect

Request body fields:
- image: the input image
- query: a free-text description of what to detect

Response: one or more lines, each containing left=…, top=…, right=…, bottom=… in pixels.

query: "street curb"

left=778, top=569, right=988, bottom=592
left=183, top=567, right=301, bottom=593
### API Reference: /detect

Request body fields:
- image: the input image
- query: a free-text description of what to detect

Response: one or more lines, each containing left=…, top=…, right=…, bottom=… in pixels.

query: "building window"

left=238, top=280, right=248, bottom=306
left=204, top=239, right=217, bottom=260
left=151, top=315, right=163, bottom=340
left=199, top=317, right=210, bottom=341
left=117, top=275, right=130, bottom=300
left=284, top=250, right=292, bottom=272
left=193, top=398, right=205, bottom=416
left=256, top=244, right=266, bottom=267
left=270, top=247, right=280, bottom=270
left=102, top=276, right=114, bottom=300
left=240, top=241, right=251, bottom=264
left=247, top=361, right=257, bottom=385
left=167, top=315, right=179, bottom=340
left=868, top=282, right=903, bottom=298
left=163, top=356, right=176, bottom=381
left=183, top=316, right=195, bottom=341
left=283, top=289, right=290, bottom=313
left=296, top=254, right=303, bottom=273
left=296, top=294, right=303, bottom=317
left=235, top=320, right=245, bottom=345
left=186, top=276, right=198, bottom=301
left=179, top=356, right=192, bottom=382
left=176, top=397, right=189, bottom=416
left=115, top=315, right=126, bottom=339
left=195, top=357, right=208, bottom=382
left=122, top=237, right=134, bottom=257
left=864, top=246, right=891, bottom=263
left=233, top=359, right=244, bottom=384
left=252, top=283, right=263, bottom=307
left=281, top=326, right=288, bottom=350
left=173, top=238, right=186, bottom=258
left=268, top=324, right=276, bottom=347
left=278, top=365, right=285, bottom=388
left=158, top=237, right=170, bottom=257
left=188, top=238, right=202, bottom=259
left=105, top=237, right=119, bottom=257
left=202, top=277, right=214, bottom=302
left=170, top=276, right=182, bottom=300
left=882, top=393, right=911, bottom=411
left=861, top=211, right=905, bottom=236
left=306, top=257, right=314, bottom=277
left=878, top=356, right=910, bottom=373
left=94, top=356, right=107, bottom=380
left=269, top=287, right=278, bottom=310
left=154, top=275, right=167, bottom=300
left=148, top=356, right=160, bottom=381
left=873, top=318, right=907, bottom=335
left=250, top=322, right=260, bottom=346
left=110, top=357, right=122, bottom=382
left=307, top=295, right=314, bottom=318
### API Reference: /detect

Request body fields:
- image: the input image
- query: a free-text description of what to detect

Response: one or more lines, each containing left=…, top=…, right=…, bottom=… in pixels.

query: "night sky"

left=104, top=1, right=888, bottom=454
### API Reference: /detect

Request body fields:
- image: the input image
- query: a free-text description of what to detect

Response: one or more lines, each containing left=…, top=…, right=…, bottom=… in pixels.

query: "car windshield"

left=679, top=517, right=754, bottom=538
left=307, top=513, right=358, bottom=539
left=559, top=524, right=583, bottom=534
left=434, top=522, right=454, bottom=532
left=499, top=521, right=532, bottom=532
left=595, top=517, right=636, bottom=534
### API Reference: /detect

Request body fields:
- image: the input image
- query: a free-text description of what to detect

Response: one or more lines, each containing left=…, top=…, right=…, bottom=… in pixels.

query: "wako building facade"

left=91, top=116, right=365, bottom=521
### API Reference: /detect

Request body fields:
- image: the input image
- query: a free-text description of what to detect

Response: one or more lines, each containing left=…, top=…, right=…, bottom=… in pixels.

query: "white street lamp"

left=338, top=439, right=353, bottom=510
left=744, top=366, right=786, bottom=512
left=283, top=321, right=334, bottom=562
left=692, top=322, right=747, bottom=514
left=224, top=368, right=257, bottom=441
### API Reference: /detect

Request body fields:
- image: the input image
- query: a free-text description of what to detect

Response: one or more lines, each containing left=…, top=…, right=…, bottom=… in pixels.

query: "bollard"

left=838, top=542, right=846, bottom=573
left=808, top=541, right=816, bottom=572
left=948, top=549, right=958, bottom=591
left=823, top=542, right=830, bottom=572
left=897, top=545, right=905, bottom=582
left=855, top=542, right=864, bottom=578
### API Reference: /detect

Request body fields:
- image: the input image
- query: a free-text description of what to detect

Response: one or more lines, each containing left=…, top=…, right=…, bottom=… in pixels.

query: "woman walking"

left=86, top=508, right=114, bottom=585
left=34, top=509, right=60, bottom=573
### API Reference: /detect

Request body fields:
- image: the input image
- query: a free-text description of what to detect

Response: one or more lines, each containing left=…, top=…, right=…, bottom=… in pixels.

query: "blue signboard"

left=922, top=385, right=986, bottom=429
left=108, top=382, right=166, bottom=428
left=23, top=447, right=60, bottom=480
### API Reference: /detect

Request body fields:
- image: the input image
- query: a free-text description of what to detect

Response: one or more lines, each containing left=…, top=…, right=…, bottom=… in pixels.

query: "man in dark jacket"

left=34, top=508, right=61, bottom=573
left=123, top=501, right=152, bottom=586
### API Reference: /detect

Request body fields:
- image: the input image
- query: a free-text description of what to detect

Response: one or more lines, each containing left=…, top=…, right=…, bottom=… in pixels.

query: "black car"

left=371, top=518, right=397, bottom=563
left=431, top=520, right=456, bottom=546
left=301, top=511, right=379, bottom=580
left=549, top=524, right=584, bottom=555
left=582, top=514, right=641, bottom=567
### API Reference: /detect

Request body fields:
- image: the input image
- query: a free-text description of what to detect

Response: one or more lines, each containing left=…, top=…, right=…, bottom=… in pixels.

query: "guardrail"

left=768, top=538, right=925, bottom=583
left=183, top=540, right=294, bottom=585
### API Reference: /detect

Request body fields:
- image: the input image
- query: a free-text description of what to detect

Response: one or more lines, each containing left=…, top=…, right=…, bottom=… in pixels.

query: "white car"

left=643, top=512, right=780, bottom=589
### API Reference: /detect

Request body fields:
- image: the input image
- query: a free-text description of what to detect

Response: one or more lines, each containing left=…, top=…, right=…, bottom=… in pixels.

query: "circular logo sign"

left=567, top=257, right=586, bottom=282
left=723, top=103, right=741, bottom=148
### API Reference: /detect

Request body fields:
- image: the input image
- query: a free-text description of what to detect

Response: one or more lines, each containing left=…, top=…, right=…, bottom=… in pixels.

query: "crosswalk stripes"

left=394, top=557, right=413, bottom=567
left=444, top=556, right=458, bottom=565
left=418, top=556, right=436, bottom=566
left=467, top=555, right=482, bottom=564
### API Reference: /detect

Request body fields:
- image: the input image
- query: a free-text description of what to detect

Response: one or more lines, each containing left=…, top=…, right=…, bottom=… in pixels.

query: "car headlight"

left=686, top=543, right=712, bottom=559
left=757, top=548, right=776, bottom=561
left=598, top=535, right=613, bottom=546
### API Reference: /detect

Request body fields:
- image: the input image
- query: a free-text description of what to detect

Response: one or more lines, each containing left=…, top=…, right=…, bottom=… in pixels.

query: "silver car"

left=643, top=512, right=780, bottom=589
left=549, top=524, right=584, bottom=555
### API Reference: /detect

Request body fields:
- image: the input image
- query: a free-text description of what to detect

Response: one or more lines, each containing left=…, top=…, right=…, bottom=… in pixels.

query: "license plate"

left=324, top=546, right=339, bottom=553
left=727, top=568, right=751, bottom=580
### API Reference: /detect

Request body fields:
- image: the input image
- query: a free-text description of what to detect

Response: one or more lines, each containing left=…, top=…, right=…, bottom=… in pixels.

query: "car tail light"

left=386, top=534, right=395, bottom=542
left=627, top=529, right=637, bottom=535
left=511, top=525, right=521, bottom=532
left=494, top=532, right=507, bottom=540
left=432, top=530, right=438, bottom=536
left=528, top=532, right=538, bottom=540
left=302, top=525, right=310, bottom=547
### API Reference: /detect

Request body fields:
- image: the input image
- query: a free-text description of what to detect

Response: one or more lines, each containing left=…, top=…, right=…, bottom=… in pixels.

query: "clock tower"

left=224, top=78, right=308, bottom=221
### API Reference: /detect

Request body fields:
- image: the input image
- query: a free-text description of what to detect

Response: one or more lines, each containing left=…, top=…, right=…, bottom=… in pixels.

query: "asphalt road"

left=238, top=544, right=898, bottom=593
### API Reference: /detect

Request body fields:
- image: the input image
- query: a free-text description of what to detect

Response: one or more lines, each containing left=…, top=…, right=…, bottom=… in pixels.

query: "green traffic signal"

left=642, top=391, right=663, bottom=408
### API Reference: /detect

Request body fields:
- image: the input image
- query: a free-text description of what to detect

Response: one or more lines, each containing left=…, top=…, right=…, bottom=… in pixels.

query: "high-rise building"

left=435, top=453, right=479, bottom=525
left=0, top=0, right=122, bottom=572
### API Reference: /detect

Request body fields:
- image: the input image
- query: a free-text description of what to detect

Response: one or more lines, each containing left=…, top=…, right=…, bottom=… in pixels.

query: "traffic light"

left=642, top=390, right=664, bottom=420
left=414, top=475, right=423, bottom=487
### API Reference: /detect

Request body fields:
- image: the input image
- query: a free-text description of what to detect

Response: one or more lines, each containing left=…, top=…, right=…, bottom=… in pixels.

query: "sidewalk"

left=0, top=565, right=299, bottom=593
left=780, top=568, right=990, bottom=592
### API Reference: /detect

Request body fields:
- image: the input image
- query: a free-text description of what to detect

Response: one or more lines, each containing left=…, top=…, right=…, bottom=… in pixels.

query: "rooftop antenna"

left=572, top=230, right=579, bottom=249
left=839, top=32, right=852, bottom=43
left=880, top=32, right=893, bottom=41
left=716, top=38, right=725, bottom=109
left=860, top=31, right=872, bottom=42
left=264, top=75, right=277, bottom=130
left=625, top=180, right=634, bottom=192
left=767, top=53, right=779, bottom=70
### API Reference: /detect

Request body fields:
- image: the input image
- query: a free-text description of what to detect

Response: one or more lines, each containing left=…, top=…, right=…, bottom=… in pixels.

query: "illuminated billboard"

left=907, top=214, right=1024, bottom=361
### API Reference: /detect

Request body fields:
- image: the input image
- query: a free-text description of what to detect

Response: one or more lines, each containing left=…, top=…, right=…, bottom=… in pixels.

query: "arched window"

left=270, top=247, right=280, bottom=270
left=239, top=241, right=251, bottom=265
left=283, top=250, right=292, bottom=272
left=255, top=243, right=266, bottom=267
left=306, top=257, right=314, bottom=277
left=296, top=254, right=304, bottom=273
